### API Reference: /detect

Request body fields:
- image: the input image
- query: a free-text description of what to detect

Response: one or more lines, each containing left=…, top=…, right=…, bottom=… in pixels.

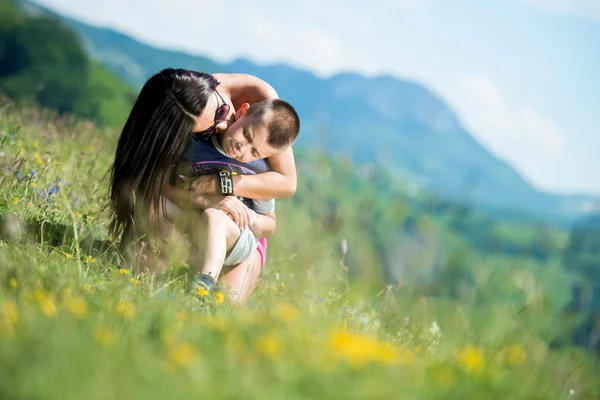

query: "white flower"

left=340, top=238, right=348, bottom=256
left=428, top=321, right=442, bottom=352
left=430, top=321, right=441, bottom=337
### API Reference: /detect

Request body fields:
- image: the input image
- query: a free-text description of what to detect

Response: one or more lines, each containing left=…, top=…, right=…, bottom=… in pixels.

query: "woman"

left=108, top=68, right=297, bottom=302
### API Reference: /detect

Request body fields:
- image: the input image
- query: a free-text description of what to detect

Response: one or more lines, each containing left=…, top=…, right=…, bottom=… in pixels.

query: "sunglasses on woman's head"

left=191, top=89, right=231, bottom=141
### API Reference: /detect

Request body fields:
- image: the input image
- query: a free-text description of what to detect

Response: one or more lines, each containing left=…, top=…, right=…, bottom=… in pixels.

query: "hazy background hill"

left=13, top=0, right=600, bottom=224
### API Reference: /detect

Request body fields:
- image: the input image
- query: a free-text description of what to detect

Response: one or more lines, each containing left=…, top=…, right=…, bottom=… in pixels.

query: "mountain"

left=19, top=0, right=600, bottom=223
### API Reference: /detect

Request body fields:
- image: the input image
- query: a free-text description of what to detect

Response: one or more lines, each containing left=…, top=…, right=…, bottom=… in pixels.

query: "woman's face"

left=192, top=89, right=235, bottom=134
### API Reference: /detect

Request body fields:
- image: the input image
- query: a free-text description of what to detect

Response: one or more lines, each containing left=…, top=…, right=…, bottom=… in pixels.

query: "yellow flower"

left=117, top=300, right=136, bottom=319
left=65, top=296, right=87, bottom=318
left=32, top=141, right=38, bottom=149
left=215, top=291, right=225, bottom=305
left=35, top=291, right=57, bottom=317
left=94, top=326, right=115, bottom=347
left=330, top=330, right=383, bottom=366
left=503, top=344, right=527, bottom=366
left=9, top=278, right=17, bottom=289
left=64, top=253, right=73, bottom=259
left=76, top=212, right=82, bottom=219
left=13, top=198, right=19, bottom=205
left=275, top=303, right=299, bottom=324
left=329, top=329, right=411, bottom=367
left=168, top=342, right=197, bottom=367
left=34, top=152, right=44, bottom=166
left=129, top=278, right=140, bottom=285
left=119, top=268, right=130, bottom=275
left=86, top=256, right=96, bottom=263
left=457, top=346, right=485, bottom=373
left=280, top=282, right=286, bottom=289
left=197, top=287, right=208, bottom=297
left=256, top=334, right=282, bottom=356
left=30, top=182, right=37, bottom=188
left=1, top=300, right=19, bottom=325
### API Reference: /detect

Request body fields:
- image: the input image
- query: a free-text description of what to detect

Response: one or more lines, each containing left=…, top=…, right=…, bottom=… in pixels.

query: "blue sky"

left=35, top=0, right=600, bottom=195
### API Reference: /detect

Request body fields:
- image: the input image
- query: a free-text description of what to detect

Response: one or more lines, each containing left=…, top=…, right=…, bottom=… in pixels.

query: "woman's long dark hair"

left=108, top=68, right=218, bottom=245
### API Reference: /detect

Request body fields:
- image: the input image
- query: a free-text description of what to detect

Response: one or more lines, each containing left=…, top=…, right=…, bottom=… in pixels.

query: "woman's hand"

left=208, top=196, right=256, bottom=231
left=177, top=175, right=219, bottom=194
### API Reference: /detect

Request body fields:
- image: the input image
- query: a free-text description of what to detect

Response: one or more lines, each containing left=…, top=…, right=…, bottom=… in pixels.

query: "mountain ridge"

left=19, top=0, right=600, bottom=223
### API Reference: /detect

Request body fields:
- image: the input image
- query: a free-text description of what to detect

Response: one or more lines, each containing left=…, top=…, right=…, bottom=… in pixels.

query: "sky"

left=34, top=0, right=600, bottom=196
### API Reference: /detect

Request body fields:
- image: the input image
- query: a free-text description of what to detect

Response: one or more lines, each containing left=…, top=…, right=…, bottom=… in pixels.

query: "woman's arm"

left=232, top=147, right=297, bottom=199
left=213, top=73, right=279, bottom=108
left=164, top=183, right=222, bottom=210
left=214, top=73, right=298, bottom=198
left=179, top=73, right=298, bottom=199
left=185, top=147, right=297, bottom=200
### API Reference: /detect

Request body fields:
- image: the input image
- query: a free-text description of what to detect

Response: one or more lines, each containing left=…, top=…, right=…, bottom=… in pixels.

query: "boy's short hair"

left=246, top=99, right=300, bottom=149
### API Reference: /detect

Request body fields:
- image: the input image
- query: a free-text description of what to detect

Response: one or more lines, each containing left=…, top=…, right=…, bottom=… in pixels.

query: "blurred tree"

left=0, top=13, right=89, bottom=114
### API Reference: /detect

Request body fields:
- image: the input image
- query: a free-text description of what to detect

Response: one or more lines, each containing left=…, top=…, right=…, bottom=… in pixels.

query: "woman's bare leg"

left=221, top=250, right=263, bottom=303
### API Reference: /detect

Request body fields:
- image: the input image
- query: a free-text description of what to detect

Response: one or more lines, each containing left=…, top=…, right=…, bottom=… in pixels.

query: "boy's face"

left=220, top=104, right=287, bottom=163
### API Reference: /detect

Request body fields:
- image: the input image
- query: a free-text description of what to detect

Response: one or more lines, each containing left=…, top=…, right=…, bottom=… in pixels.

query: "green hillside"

left=0, top=0, right=134, bottom=128
left=1, top=95, right=599, bottom=398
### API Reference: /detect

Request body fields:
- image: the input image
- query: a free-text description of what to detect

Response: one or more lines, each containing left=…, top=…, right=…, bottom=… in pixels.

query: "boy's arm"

left=249, top=198, right=276, bottom=238
left=186, top=147, right=297, bottom=199
left=250, top=211, right=277, bottom=239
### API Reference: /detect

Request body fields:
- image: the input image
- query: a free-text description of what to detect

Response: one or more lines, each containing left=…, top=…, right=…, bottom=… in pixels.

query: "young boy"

left=168, top=98, right=300, bottom=296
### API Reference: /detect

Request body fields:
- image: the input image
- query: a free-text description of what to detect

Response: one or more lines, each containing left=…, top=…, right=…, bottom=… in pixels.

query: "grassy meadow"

left=1, top=98, right=599, bottom=399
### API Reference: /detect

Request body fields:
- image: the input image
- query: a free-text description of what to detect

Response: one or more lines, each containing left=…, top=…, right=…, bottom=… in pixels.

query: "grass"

left=1, top=99, right=599, bottom=399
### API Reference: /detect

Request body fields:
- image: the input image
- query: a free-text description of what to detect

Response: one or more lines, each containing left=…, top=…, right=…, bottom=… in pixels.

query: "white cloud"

left=242, top=11, right=344, bottom=76
left=519, top=0, right=600, bottom=19
left=449, top=74, right=565, bottom=184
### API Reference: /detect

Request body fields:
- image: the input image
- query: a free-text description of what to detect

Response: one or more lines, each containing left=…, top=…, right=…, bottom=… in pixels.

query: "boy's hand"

left=209, top=196, right=254, bottom=231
